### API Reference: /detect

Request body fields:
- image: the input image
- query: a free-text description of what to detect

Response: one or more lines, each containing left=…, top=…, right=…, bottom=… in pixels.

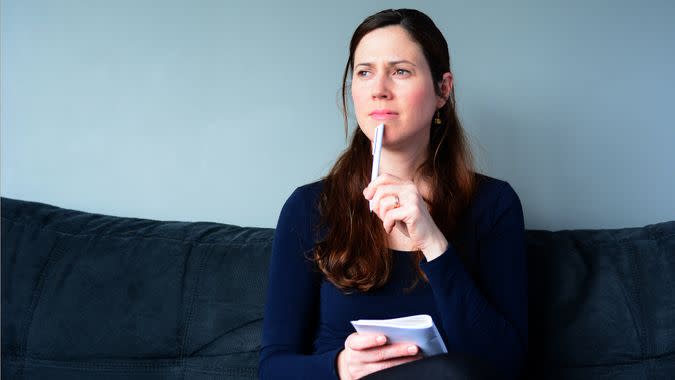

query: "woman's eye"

left=394, top=69, right=411, bottom=76
left=356, top=70, right=371, bottom=77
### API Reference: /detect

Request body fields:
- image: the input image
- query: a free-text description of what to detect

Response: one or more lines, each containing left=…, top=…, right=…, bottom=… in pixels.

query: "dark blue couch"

left=2, top=197, right=674, bottom=379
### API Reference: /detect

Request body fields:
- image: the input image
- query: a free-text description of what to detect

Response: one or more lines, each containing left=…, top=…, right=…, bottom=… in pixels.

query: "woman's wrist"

left=420, top=231, right=448, bottom=261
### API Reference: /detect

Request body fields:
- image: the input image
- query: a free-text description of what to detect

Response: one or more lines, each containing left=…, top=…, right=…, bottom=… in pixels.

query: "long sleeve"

left=420, top=182, right=528, bottom=379
left=259, top=186, right=341, bottom=380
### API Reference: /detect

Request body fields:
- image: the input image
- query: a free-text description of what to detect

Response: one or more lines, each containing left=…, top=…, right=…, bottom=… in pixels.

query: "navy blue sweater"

left=259, top=175, right=528, bottom=379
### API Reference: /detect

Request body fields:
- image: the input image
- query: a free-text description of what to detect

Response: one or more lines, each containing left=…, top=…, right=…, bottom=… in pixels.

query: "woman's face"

left=351, top=25, right=448, bottom=150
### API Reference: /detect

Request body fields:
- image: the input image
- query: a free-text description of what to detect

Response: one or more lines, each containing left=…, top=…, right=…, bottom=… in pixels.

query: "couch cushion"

left=1, top=197, right=274, bottom=379
left=526, top=222, right=675, bottom=379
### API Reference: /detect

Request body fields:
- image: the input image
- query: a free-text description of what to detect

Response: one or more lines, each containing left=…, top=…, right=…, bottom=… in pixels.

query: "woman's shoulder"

left=285, top=179, right=324, bottom=208
left=278, top=179, right=325, bottom=222
left=294, top=179, right=325, bottom=197
left=276, top=179, right=327, bottom=244
left=472, top=173, right=520, bottom=203
left=467, top=172, right=523, bottom=229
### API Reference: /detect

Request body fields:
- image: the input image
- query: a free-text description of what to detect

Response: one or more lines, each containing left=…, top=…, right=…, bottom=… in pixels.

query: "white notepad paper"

left=350, top=314, right=448, bottom=357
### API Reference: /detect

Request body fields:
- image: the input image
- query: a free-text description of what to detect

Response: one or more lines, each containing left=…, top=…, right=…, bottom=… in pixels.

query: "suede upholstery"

left=2, top=197, right=674, bottom=379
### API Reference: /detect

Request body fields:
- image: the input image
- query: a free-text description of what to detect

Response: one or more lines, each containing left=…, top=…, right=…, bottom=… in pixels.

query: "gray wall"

left=2, top=0, right=674, bottom=230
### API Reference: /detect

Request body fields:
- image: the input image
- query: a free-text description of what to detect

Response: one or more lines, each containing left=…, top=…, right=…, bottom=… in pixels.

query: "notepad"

left=351, top=314, right=448, bottom=357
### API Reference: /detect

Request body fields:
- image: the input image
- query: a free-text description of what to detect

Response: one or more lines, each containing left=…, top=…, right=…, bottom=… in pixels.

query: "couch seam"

left=627, top=232, right=661, bottom=378
left=613, top=255, right=643, bottom=362
left=647, top=221, right=671, bottom=377
left=622, top=238, right=653, bottom=364
left=17, top=237, right=67, bottom=380
left=178, top=243, right=214, bottom=379
left=189, top=317, right=264, bottom=357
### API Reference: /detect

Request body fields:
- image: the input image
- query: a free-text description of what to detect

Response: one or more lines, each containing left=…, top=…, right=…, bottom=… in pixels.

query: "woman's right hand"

left=336, top=333, right=422, bottom=380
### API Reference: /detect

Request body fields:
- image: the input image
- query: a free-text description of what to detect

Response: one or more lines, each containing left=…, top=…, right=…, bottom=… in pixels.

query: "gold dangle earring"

left=434, top=110, right=442, bottom=125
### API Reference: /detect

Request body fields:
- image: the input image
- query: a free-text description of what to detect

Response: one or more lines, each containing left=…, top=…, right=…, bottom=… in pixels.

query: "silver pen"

left=369, top=123, right=384, bottom=212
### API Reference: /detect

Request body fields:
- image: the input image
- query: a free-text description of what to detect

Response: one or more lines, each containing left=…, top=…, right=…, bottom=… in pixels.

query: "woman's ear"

left=436, top=72, right=453, bottom=108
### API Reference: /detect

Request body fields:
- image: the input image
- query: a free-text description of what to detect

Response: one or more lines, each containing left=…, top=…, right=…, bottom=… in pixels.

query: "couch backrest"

left=526, top=223, right=675, bottom=379
left=2, top=197, right=675, bottom=379
left=2, top=197, right=273, bottom=379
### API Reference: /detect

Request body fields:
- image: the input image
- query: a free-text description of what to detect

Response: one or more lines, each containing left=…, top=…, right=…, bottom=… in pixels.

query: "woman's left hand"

left=363, top=173, right=448, bottom=261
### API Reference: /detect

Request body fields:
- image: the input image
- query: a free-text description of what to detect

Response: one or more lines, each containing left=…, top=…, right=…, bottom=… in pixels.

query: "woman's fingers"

left=346, top=333, right=387, bottom=350
left=342, top=333, right=422, bottom=380
left=363, top=173, right=408, bottom=199
left=366, top=184, right=407, bottom=214
left=358, top=344, right=419, bottom=363
left=366, top=173, right=405, bottom=191
left=382, top=207, right=408, bottom=234
left=346, top=334, right=419, bottom=360
left=376, top=192, right=405, bottom=218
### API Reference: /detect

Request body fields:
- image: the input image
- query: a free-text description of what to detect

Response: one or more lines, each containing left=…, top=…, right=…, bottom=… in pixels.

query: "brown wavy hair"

left=314, top=9, right=478, bottom=292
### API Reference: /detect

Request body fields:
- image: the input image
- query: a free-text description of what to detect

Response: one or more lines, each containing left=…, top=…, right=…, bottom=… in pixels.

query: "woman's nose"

left=371, top=74, right=392, bottom=100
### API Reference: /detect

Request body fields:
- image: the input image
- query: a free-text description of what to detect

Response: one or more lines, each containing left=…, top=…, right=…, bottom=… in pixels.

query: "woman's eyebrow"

left=354, top=60, right=417, bottom=68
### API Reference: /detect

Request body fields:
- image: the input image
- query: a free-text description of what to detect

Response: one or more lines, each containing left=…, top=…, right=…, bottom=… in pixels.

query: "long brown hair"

left=314, top=9, right=478, bottom=292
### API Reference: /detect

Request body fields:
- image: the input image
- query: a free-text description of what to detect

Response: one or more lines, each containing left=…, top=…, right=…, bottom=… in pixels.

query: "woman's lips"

left=369, top=110, right=399, bottom=120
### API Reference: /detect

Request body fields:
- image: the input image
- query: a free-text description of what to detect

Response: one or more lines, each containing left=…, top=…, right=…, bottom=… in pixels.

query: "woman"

left=259, top=9, right=527, bottom=380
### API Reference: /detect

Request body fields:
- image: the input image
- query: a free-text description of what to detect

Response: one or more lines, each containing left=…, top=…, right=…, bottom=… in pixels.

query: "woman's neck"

left=379, top=152, right=420, bottom=181
left=377, top=142, right=427, bottom=183
left=377, top=144, right=434, bottom=205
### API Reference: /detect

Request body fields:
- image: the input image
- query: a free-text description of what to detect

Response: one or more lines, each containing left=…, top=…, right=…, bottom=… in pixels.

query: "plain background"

left=2, top=0, right=674, bottom=230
